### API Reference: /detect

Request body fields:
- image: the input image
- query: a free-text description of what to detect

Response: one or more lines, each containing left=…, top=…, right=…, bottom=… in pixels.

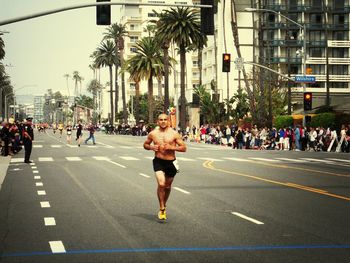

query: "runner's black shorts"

left=153, top=157, right=178, bottom=177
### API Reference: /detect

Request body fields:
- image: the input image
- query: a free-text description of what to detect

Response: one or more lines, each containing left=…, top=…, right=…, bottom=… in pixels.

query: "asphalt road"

left=0, top=130, right=349, bottom=263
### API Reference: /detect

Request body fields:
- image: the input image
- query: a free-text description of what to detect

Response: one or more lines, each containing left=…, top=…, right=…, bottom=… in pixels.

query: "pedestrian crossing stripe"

left=51, top=145, right=62, bottom=148
left=276, top=158, right=308, bottom=163
left=38, top=157, right=54, bottom=162
left=119, top=156, right=139, bottom=160
left=326, top=158, right=350, bottom=163
left=66, top=157, right=82, bottom=161
left=197, top=157, right=224, bottom=162
left=33, top=145, right=43, bottom=148
left=249, top=158, right=281, bottom=163
left=9, top=156, right=350, bottom=167
left=224, top=157, right=251, bottom=162
left=176, top=157, right=196, bottom=161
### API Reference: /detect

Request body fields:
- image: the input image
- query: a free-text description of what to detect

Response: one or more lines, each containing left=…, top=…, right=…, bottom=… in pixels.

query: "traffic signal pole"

left=0, top=2, right=212, bottom=26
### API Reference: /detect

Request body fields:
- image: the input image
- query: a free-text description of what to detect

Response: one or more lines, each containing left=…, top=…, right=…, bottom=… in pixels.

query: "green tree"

left=194, top=85, right=225, bottom=124
left=87, top=79, right=103, bottom=123
left=154, top=7, right=207, bottom=131
left=72, top=71, right=83, bottom=97
left=104, top=23, right=128, bottom=123
left=227, top=87, right=250, bottom=122
left=92, top=40, right=116, bottom=125
left=123, top=37, right=163, bottom=124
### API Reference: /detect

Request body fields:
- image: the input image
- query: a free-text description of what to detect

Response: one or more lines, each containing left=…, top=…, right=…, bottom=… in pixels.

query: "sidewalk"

left=0, top=156, right=11, bottom=191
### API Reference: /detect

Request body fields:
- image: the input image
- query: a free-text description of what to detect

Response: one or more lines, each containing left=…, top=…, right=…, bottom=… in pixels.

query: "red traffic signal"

left=303, top=92, right=312, bottom=111
left=222, top=53, right=231, bottom=72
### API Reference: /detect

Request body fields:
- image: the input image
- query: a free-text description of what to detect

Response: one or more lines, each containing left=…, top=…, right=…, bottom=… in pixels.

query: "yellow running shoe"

left=158, top=208, right=167, bottom=220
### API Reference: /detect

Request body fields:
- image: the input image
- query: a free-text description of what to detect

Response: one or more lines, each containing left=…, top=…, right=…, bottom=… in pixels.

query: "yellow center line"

left=203, top=160, right=350, bottom=202
left=231, top=159, right=350, bottom=178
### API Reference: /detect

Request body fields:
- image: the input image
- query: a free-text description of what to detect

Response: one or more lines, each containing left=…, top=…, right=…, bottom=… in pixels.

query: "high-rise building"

left=249, top=0, right=350, bottom=113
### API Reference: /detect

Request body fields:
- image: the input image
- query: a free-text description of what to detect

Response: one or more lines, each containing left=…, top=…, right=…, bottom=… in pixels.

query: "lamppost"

left=245, top=7, right=308, bottom=108
left=4, top=93, right=14, bottom=121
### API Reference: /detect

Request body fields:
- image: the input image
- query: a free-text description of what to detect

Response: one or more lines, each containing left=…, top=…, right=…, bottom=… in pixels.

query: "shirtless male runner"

left=143, top=113, right=187, bottom=220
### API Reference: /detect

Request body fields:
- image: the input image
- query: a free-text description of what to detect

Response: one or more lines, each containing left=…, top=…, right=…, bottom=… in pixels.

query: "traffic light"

left=200, top=0, right=214, bottom=35
left=222, top=53, right=231, bottom=72
left=96, top=0, right=111, bottom=25
left=303, top=92, right=312, bottom=111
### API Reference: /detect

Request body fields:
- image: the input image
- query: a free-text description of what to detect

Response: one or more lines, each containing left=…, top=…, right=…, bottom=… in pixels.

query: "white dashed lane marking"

left=139, top=173, right=151, bottom=178
left=40, top=201, right=51, bottom=208
left=231, top=212, right=264, bottom=225
left=37, top=190, right=46, bottom=196
left=173, top=187, right=191, bottom=195
left=49, top=241, right=66, bottom=254
left=35, top=182, right=43, bottom=187
left=34, top=176, right=41, bottom=180
left=44, top=217, right=56, bottom=226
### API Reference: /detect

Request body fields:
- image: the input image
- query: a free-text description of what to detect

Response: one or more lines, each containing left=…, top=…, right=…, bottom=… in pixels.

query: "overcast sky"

left=1, top=0, right=120, bottom=99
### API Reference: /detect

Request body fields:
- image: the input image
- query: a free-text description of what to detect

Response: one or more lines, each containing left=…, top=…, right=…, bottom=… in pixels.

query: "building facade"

left=250, top=0, right=350, bottom=113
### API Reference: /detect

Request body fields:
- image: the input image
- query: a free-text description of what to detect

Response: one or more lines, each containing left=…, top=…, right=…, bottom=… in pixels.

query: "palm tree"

left=87, top=79, right=103, bottom=123
left=72, top=71, right=83, bottom=97
left=63, top=74, right=70, bottom=97
left=124, top=57, right=141, bottom=124
left=124, top=37, right=163, bottom=124
left=230, top=1, right=256, bottom=119
left=93, top=40, right=116, bottom=125
left=103, top=23, right=128, bottom=124
left=154, top=7, right=207, bottom=131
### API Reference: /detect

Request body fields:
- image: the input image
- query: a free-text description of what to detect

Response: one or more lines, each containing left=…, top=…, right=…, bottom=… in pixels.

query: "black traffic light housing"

left=303, top=92, right=312, bottom=111
left=222, top=53, right=231, bottom=72
left=96, top=0, right=111, bottom=25
left=201, top=0, right=214, bottom=35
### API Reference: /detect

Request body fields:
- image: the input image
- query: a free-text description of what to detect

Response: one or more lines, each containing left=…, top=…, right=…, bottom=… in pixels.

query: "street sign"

left=294, top=75, right=316, bottom=83
left=234, top=57, right=244, bottom=70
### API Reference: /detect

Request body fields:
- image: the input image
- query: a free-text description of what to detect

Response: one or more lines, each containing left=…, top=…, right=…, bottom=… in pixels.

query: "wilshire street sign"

left=295, top=75, right=316, bottom=83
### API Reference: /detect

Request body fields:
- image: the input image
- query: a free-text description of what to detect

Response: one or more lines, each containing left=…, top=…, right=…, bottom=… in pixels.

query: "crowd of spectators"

left=182, top=124, right=350, bottom=153
left=0, top=118, right=25, bottom=156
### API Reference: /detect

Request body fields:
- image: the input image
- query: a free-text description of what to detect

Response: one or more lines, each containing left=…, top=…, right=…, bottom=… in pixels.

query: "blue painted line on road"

left=2, top=244, right=350, bottom=257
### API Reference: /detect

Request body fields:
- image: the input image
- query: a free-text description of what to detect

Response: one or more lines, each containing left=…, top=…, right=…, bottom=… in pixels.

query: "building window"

left=148, top=12, right=158, bottom=17
left=329, top=82, right=347, bottom=89
left=310, top=48, right=323, bottom=57
left=130, top=47, right=137, bottom=53
left=130, top=36, right=138, bottom=43
left=331, top=48, right=348, bottom=57
left=310, top=14, right=323, bottom=24
left=130, top=24, right=139, bottom=31
left=309, top=65, right=325, bottom=75
left=330, top=65, right=348, bottom=75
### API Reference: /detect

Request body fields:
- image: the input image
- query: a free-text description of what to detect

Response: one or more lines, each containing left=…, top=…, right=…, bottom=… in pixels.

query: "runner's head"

left=157, top=113, right=169, bottom=130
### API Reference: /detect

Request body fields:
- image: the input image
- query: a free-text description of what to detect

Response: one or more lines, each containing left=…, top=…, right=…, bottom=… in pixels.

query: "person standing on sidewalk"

left=143, top=113, right=187, bottom=221
left=23, top=117, right=34, bottom=163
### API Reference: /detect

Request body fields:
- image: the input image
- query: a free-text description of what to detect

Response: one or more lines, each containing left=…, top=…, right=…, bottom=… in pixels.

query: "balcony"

left=329, top=58, right=350, bottom=64
left=328, top=40, right=350, bottom=47
left=328, top=5, right=350, bottom=13
left=306, top=57, right=326, bottom=64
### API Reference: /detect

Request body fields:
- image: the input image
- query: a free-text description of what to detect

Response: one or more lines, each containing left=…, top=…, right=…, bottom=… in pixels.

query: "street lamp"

left=245, top=7, right=308, bottom=105
left=4, top=93, right=14, bottom=121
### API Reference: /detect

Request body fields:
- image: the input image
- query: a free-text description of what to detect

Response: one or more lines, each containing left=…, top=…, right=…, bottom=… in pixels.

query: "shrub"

left=310, top=112, right=336, bottom=128
left=274, top=115, right=293, bottom=129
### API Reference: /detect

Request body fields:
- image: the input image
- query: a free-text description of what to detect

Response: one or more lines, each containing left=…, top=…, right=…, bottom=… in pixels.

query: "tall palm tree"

left=155, top=7, right=207, bottom=131
left=230, top=1, right=256, bottom=119
left=72, top=71, right=83, bottom=97
left=103, top=23, right=128, bottom=123
left=124, top=57, right=141, bottom=124
left=93, top=40, right=116, bottom=125
left=0, top=33, right=5, bottom=61
left=124, top=37, right=163, bottom=124
left=63, top=74, right=70, bottom=97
